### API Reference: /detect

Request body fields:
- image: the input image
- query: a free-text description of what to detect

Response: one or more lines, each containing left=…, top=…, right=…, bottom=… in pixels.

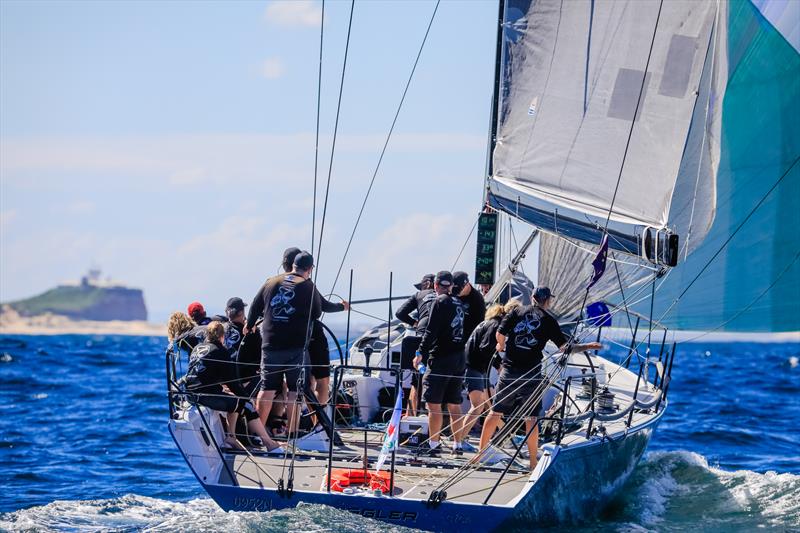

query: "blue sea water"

left=0, top=334, right=798, bottom=531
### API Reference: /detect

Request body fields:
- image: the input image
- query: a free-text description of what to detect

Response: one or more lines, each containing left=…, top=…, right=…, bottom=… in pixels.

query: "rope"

left=314, top=0, right=354, bottom=272
left=310, top=0, right=325, bottom=256
left=451, top=216, right=479, bottom=271
left=328, top=0, right=441, bottom=296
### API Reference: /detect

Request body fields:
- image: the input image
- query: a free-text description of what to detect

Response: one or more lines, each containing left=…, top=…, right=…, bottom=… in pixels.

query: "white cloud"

left=264, top=1, right=321, bottom=28
left=260, top=56, right=286, bottom=79
left=0, top=132, right=482, bottom=188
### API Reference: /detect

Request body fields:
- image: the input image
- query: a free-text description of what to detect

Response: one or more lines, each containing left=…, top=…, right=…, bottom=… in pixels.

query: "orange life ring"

left=323, top=468, right=392, bottom=494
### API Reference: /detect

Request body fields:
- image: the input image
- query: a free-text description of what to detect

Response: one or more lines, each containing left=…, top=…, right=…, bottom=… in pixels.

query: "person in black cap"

left=413, top=270, right=468, bottom=455
left=271, top=246, right=349, bottom=414
left=223, top=297, right=248, bottom=353
left=246, top=249, right=349, bottom=433
left=223, top=296, right=264, bottom=401
left=452, top=271, right=486, bottom=340
left=395, top=274, right=436, bottom=329
left=477, top=287, right=601, bottom=469
left=246, top=251, right=320, bottom=431
left=395, top=273, right=437, bottom=417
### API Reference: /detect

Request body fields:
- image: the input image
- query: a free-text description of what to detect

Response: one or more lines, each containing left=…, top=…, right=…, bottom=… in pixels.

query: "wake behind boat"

left=163, top=0, right=798, bottom=530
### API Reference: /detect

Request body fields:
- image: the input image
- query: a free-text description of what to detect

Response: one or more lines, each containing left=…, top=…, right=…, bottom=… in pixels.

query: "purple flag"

left=588, top=234, right=609, bottom=289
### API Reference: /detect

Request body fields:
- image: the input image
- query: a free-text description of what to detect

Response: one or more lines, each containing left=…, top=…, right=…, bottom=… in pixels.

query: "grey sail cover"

left=489, top=0, right=725, bottom=252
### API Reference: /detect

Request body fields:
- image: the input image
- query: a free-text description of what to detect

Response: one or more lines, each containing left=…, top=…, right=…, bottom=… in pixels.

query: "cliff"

left=5, top=277, right=148, bottom=322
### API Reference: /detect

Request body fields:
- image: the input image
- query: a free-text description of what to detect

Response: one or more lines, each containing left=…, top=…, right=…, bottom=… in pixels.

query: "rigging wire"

left=328, top=0, right=441, bottom=295
left=314, top=0, right=355, bottom=276
left=680, top=249, right=800, bottom=343
left=310, top=0, right=326, bottom=256
left=658, top=155, right=799, bottom=323
left=451, top=216, right=479, bottom=271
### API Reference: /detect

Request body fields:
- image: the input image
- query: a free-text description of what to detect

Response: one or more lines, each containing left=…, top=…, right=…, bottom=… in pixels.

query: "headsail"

left=487, top=0, right=726, bottom=261
left=651, top=0, right=800, bottom=332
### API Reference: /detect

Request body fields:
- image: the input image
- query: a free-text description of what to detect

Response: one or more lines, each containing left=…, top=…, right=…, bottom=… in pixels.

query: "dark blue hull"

left=176, top=406, right=663, bottom=532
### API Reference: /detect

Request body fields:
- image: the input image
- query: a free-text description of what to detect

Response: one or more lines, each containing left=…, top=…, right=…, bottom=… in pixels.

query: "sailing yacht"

left=165, top=0, right=799, bottom=530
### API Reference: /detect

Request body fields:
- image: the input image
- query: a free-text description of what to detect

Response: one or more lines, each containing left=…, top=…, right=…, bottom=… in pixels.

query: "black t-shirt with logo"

left=497, top=305, right=566, bottom=372
left=223, top=321, right=244, bottom=354
left=461, top=287, right=486, bottom=341
left=395, top=289, right=436, bottom=331
left=465, top=315, right=502, bottom=372
left=418, top=293, right=466, bottom=363
left=185, top=340, right=246, bottom=398
left=246, top=273, right=321, bottom=350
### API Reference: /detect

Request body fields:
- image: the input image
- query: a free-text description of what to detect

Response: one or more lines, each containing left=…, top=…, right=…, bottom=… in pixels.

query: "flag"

left=375, top=387, right=403, bottom=473
left=588, top=234, right=609, bottom=289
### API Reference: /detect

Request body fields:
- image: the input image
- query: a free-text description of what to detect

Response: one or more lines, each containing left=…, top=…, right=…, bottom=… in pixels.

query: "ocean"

left=0, top=334, right=798, bottom=532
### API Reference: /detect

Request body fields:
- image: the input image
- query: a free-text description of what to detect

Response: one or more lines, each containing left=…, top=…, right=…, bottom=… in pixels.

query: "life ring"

left=323, top=468, right=392, bottom=494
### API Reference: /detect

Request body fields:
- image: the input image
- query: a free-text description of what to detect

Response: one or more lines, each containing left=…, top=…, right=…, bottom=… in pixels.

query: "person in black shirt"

left=395, top=273, right=435, bottom=417
left=223, top=297, right=247, bottom=353
left=184, top=322, right=283, bottom=453
left=395, top=273, right=435, bottom=329
left=413, top=271, right=467, bottom=455
left=477, top=288, right=601, bottom=469
left=452, top=271, right=486, bottom=340
left=276, top=247, right=349, bottom=419
left=247, top=251, right=318, bottom=430
left=223, top=296, right=263, bottom=401
left=460, top=303, right=506, bottom=446
left=188, top=301, right=210, bottom=325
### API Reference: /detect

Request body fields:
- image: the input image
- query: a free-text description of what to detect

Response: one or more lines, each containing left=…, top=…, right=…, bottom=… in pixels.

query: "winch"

left=597, top=387, right=616, bottom=412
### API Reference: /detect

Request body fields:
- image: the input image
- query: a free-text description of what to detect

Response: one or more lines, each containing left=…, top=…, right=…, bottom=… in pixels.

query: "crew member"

left=188, top=301, right=227, bottom=326
left=460, top=303, right=506, bottom=450
left=452, top=271, right=486, bottom=340
left=187, top=302, right=211, bottom=325
left=277, top=247, right=349, bottom=416
left=223, top=297, right=247, bottom=353
left=477, top=287, right=601, bottom=469
left=395, top=273, right=435, bottom=329
left=247, top=251, right=323, bottom=434
left=184, top=321, right=283, bottom=453
left=395, top=273, right=436, bottom=417
left=413, top=271, right=467, bottom=455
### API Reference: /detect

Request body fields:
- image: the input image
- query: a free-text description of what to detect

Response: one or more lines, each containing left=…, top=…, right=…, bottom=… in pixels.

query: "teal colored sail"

left=653, top=0, right=800, bottom=332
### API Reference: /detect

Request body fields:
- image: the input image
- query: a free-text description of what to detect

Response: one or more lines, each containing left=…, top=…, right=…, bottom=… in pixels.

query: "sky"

left=0, top=0, right=501, bottom=324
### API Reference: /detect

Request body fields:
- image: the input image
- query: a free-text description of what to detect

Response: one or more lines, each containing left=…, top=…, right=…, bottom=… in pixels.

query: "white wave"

left=629, top=451, right=800, bottom=529
left=0, top=494, right=413, bottom=532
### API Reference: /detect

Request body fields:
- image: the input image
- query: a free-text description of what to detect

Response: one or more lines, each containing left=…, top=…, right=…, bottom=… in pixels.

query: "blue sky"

left=0, top=0, right=500, bottom=323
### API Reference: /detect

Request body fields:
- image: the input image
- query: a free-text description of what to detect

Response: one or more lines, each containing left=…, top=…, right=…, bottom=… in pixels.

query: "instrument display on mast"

left=475, top=212, right=498, bottom=286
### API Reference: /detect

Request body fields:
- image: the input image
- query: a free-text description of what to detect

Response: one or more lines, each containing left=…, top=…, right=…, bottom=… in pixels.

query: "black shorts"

left=260, top=347, right=307, bottom=392
left=198, top=394, right=259, bottom=421
left=421, top=352, right=465, bottom=405
left=464, top=366, right=489, bottom=393
left=309, top=323, right=331, bottom=380
left=492, top=366, right=542, bottom=416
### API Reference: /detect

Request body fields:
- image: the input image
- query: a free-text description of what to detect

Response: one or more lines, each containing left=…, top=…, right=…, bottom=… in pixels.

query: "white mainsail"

left=488, top=0, right=726, bottom=259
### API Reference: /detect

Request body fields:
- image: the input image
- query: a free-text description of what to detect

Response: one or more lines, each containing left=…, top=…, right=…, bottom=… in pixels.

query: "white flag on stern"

left=375, top=387, right=403, bottom=473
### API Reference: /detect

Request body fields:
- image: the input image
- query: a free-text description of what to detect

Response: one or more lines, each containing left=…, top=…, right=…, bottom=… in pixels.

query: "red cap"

left=187, top=301, right=205, bottom=317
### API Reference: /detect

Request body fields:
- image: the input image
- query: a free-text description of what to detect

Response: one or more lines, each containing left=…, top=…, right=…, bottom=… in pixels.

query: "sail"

left=537, top=232, right=652, bottom=321
left=650, top=0, right=800, bottom=332
left=488, top=0, right=726, bottom=258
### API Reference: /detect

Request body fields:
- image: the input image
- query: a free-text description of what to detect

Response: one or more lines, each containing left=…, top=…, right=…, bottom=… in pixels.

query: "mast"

left=483, top=0, right=506, bottom=203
